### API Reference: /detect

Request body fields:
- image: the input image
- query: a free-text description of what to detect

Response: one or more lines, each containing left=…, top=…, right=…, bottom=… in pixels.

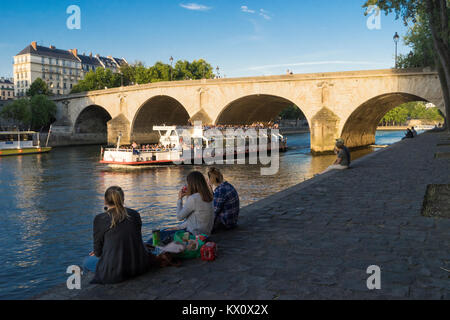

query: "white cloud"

left=259, top=9, right=272, bottom=20
left=241, top=6, right=255, bottom=14
left=180, top=3, right=211, bottom=11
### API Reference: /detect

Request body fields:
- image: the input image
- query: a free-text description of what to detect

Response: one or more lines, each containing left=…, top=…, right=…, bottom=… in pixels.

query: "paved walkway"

left=37, top=132, right=450, bottom=300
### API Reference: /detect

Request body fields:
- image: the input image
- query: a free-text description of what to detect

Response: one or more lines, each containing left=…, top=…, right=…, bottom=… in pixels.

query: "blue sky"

left=0, top=0, right=410, bottom=78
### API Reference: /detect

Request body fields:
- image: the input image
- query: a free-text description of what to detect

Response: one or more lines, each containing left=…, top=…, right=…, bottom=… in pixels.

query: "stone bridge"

left=51, top=68, right=444, bottom=153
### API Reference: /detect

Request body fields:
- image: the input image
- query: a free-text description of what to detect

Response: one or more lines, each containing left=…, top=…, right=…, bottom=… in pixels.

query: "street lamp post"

left=170, top=56, right=174, bottom=81
left=393, top=32, right=400, bottom=68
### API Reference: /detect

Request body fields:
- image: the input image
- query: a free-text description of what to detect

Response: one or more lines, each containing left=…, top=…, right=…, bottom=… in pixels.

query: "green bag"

left=173, top=231, right=207, bottom=259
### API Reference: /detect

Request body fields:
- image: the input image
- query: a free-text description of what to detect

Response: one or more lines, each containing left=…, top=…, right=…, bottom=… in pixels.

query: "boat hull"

left=100, top=146, right=288, bottom=167
left=0, top=147, right=52, bottom=157
left=100, top=160, right=175, bottom=166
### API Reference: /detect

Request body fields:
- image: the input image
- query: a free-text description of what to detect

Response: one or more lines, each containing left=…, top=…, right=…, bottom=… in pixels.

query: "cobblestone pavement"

left=36, top=132, right=450, bottom=300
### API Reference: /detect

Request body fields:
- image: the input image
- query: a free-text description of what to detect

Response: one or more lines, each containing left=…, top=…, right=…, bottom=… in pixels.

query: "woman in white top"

left=176, top=171, right=214, bottom=236
left=150, top=172, right=214, bottom=246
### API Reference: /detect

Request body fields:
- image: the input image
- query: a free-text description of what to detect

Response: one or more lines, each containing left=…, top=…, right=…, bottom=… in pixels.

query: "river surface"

left=0, top=130, right=409, bottom=299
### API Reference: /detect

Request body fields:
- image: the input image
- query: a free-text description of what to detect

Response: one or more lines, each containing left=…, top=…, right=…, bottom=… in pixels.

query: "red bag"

left=201, top=242, right=217, bottom=261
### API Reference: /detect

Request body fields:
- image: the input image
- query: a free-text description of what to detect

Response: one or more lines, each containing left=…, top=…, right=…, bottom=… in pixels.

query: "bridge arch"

left=74, top=104, right=112, bottom=134
left=215, top=94, right=309, bottom=126
left=131, top=95, right=191, bottom=144
left=341, top=92, right=433, bottom=149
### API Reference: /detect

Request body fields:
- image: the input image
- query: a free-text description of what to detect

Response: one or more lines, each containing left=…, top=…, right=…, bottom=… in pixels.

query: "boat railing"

left=104, top=148, right=177, bottom=153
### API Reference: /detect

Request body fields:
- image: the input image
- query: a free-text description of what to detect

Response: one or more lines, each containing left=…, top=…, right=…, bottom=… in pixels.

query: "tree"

left=380, top=101, right=444, bottom=125
left=27, top=78, right=51, bottom=96
left=71, top=59, right=217, bottom=93
left=0, top=99, right=32, bottom=129
left=71, top=68, right=121, bottom=93
left=397, top=15, right=436, bottom=68
left=364, top=0, right=450, bottom=131
left=279, top=105, right=305, bottom=120
left=29, top=95, right=57, bottom=131
left=176, top=59, right=214, bottom=80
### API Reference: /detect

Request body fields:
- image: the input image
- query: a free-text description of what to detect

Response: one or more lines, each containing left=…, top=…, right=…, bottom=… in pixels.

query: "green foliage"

left=174, top=59, right=214, bottom=80
left=279, top=105, right=305, bottom=120
left=0, top=99, right=32, bottom=128
left=380, top=102, right=444, bottom=125
left=27, top=78, right=51, bottom=97
left=70, top=59, right=216, bottom=93
left=397, top=15, right=436, bottom=68
left=29, top=95, right=57, bottom=130
left=71, top=68, right=121, bottom=93
left=0, top=95, right=57, bottom=130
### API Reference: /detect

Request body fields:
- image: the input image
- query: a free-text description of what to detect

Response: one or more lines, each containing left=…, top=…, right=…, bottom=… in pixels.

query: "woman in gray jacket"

left=155, top=171, right=214, bottom=245
left=176, top=171, right=215, bottom=236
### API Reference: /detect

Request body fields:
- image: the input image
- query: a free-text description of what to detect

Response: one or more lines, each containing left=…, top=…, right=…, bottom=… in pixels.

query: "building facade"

left=13, top=42, right=127, bottom=97
left=0, top=77, right=14, bottom=101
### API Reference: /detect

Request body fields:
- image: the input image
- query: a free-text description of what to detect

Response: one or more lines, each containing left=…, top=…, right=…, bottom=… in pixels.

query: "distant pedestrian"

left=402, top=128, right=414, bottom=140
left=411, top=127, right=418, bottom=137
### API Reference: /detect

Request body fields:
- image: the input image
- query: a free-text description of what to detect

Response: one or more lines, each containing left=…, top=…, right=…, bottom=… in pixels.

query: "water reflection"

left=0, top=131, right=406, bottom=299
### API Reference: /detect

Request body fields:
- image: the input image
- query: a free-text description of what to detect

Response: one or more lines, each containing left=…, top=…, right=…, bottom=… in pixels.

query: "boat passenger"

left=83, top=186, right=152, bottom=284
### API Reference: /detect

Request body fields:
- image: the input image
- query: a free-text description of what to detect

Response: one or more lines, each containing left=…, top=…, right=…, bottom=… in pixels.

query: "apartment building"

left=14, top=42, right=127, bottom=97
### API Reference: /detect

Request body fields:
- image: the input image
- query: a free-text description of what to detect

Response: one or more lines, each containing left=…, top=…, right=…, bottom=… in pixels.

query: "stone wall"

left=39, top=133, right=107, bottom=147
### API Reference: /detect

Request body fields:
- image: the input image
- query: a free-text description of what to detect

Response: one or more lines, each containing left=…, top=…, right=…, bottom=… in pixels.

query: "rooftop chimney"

left=70, top=49, right=78, bottom=57
left=50, top=45, right=55, bottom=49
left=31, top=41, right=37, bottom=50
left=89, top=52, right=92, bottom=58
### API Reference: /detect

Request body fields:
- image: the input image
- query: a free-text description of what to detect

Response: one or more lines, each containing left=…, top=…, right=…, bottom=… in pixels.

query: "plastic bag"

left=173, top=231, right=208, bottom=259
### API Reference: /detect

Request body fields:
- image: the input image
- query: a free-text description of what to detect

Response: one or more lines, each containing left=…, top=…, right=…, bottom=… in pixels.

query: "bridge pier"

left=107, top=114, right=130, bottom=146
left=310, top=107, right=341, bottom=155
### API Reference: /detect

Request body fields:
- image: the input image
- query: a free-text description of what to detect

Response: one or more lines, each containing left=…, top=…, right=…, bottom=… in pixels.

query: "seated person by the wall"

left=322, top=139, right=351, bottom=174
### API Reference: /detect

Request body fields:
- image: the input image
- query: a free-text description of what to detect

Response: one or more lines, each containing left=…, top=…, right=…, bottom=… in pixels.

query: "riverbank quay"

left=35, top=131, right=450, bottom=300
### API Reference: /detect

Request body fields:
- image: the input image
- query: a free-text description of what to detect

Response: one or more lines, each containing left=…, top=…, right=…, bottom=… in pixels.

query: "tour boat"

left=100, top=125, right=288, bottom=167
left=0, top=131, right=52, bottom=157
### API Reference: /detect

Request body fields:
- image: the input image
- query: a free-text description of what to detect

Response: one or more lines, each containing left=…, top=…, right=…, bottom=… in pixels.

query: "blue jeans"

left=83, top=255, right=99, bottom=273
left=147, top=228, right=187, bottom=246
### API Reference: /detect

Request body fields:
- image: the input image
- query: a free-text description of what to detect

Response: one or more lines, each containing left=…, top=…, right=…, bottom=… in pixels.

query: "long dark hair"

left=186, top=171, right=213, bottom=203
left=105, top=186, right=129, bottom=229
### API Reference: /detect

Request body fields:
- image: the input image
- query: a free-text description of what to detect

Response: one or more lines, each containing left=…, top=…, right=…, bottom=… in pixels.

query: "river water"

left=0, top=130, right=408, bottom=299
